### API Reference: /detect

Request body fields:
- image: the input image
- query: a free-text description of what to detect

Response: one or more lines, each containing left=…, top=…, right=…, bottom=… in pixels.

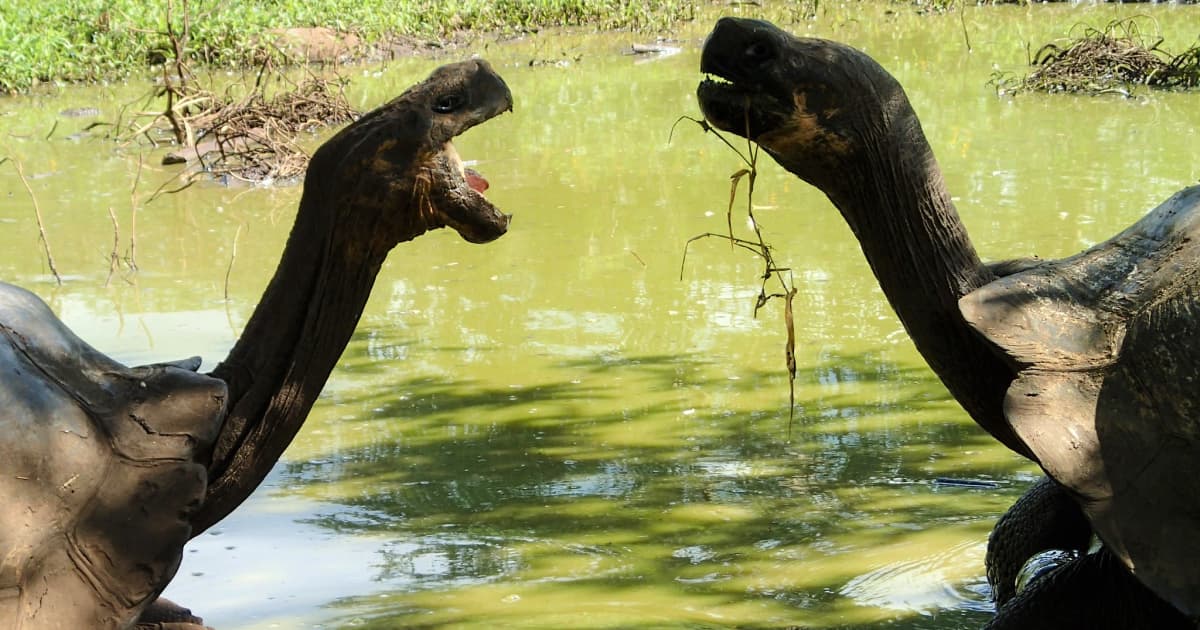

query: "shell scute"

left=0, top=283, right=226, bottom=628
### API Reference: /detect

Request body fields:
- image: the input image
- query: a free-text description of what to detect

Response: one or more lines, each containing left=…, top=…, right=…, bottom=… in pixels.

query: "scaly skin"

left=694, top=17, right=1195, bottom=626
left=986, top=477, right=1092, bottom=606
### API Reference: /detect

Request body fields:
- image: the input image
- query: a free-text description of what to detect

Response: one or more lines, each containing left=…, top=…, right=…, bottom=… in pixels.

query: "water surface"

left=1, top=3, right=1198, bottom=628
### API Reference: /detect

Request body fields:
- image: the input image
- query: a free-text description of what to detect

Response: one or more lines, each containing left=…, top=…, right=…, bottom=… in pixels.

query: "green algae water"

left=1, top=3, right=1198, bottom=628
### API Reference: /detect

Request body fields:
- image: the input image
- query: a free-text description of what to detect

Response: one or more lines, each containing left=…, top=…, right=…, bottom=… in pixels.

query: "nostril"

left=744, top=40, right=775, bottom=65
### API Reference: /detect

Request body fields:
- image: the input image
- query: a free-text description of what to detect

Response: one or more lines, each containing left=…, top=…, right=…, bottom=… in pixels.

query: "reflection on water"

left=2, top=2, right=1198, bottom=628
left=171, top=475, right=389, bottom=625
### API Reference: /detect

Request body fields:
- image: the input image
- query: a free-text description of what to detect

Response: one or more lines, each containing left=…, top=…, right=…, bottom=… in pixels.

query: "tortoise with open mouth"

left=0, top=58, right=513, bottom=630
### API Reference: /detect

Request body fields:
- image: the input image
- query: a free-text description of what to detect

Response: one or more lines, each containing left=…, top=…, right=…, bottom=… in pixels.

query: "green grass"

left=0, top=0, right=697, bottom=93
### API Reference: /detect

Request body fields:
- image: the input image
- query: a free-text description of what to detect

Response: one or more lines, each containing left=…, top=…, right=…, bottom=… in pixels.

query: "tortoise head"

left=302, top=58, right=513, bottom=249
left=697, top=18, right=919, bottom=198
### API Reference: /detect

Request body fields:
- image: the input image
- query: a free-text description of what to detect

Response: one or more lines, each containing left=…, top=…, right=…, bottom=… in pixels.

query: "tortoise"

left=0, top=59, right=512, bottom=629
left=695, top=16, right=1198, bottom=628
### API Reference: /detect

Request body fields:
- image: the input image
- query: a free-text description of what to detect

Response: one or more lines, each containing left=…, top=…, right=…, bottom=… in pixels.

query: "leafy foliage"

left=0, top=0, right=696, bottom=92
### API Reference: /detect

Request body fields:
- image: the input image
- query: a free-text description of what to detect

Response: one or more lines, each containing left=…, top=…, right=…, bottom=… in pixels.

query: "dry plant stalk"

left=105, top=207, right=121, bottom=288
left=101, top=157, right=201, bottom=285
left=9, top=159, right=62, bottom=285
left=224, top=224, right=242, bottom=302
left=674, top=116, right=800, bottom=425
left=128, top=155, right=143, bottom=272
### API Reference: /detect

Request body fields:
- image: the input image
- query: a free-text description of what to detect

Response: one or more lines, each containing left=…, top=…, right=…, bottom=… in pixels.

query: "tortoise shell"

left=0, top=283, right=226, bottom=628
left=961, top=185, right=1200, bottom=616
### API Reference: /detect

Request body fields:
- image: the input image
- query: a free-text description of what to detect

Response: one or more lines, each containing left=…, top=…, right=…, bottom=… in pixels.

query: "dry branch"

left=10, top=159, right=62, bottom=285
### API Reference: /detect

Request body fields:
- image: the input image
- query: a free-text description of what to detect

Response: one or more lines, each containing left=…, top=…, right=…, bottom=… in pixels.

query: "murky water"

left=2, top=3, right=1198, bottom=628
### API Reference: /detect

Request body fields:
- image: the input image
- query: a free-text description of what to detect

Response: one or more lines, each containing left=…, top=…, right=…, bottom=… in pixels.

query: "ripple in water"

left=839, top=540, right=994, bottom=615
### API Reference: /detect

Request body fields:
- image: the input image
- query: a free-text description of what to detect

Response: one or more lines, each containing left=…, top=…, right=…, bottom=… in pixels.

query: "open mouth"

left=696, top=73, right=746, bottom=110
left=445, top=139, right=493, bottom=198
left=696, top=42, right=768, bottom=140
left=697, top=78, right=767, bottom=141
left=428, top=139, right=511, bottom=244
left=465, top=167, right=489, bottom=194
left=697, top=19, right=790, bottom=142
left=696, top=60, right=792, bottom=143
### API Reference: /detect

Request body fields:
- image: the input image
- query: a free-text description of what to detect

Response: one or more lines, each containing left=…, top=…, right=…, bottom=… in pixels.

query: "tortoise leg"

left=134, top=597, right=211, bottom=630
left=984, top=548, right=1192, bottom=630
left=986, top=476, right=1091, bottom=605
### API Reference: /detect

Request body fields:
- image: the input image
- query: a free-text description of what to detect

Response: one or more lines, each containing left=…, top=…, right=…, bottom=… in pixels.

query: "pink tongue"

left=465, top=168, right=489, bottom=193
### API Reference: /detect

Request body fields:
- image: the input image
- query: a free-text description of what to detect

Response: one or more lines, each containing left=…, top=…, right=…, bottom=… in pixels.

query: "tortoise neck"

left=193, top=188, right=388, bottom=535
left=837, top=126, right=990, bottom=310
left=823, top=118, right=1032, bottom=458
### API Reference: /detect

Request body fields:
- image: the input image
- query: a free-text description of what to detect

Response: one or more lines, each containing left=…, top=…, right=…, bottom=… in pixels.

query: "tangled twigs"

left=113, top=22, right=358, bottom=185
left=993, top=18, right=1200, bottom=95
left=142, top=68, right=357, bottom=183
left=674, top=115, right=800, bottom=423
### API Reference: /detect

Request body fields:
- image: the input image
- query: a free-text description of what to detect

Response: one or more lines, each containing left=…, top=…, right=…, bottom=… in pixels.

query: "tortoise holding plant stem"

left=0, top=58, right=512, bottom=629
left=696, top=16, right=1199, bottom=629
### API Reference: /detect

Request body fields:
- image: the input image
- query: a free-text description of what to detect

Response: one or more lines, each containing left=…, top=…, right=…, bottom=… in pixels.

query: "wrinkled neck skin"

left=774, top=113, right=1033, bottom=459
left=192, top=177, right=423, bottom=535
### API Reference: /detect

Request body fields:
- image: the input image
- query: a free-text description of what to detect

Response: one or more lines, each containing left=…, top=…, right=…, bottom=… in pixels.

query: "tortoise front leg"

left=985, top=548, right=1192, bottom=630
left=986, top=476, right=1091, bottom=605
left=134, top=597, right=211, bottom=630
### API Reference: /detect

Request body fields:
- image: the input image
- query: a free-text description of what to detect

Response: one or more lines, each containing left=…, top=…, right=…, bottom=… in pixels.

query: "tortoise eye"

left=433, top=93, right=465, bottom=113
left=744, top=40, right=775, bottom=65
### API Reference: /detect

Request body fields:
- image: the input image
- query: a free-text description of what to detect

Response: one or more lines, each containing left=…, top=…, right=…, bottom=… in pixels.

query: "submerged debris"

left=114, top=61, right=357, bottom=184
left=157, top=75, right=358, bottom=183
left=994, top=19, right=1200, bottom=95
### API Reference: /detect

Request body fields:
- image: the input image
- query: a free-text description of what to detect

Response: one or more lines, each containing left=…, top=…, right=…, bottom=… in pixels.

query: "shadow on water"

left=14, top=3, right=1193, bottom=626
left=266, top=343, right=1029, bottom=629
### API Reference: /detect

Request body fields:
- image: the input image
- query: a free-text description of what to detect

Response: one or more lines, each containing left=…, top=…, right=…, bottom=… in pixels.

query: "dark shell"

left=960, top=185, right=1200, bottom=616
left=0, top=283, right=226, bottom=629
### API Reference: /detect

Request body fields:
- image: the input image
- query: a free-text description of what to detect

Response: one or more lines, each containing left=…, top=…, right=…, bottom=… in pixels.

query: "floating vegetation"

left=673, top=116, right=800, bottom=427
left=993, top=18, right=1200, bottom=96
